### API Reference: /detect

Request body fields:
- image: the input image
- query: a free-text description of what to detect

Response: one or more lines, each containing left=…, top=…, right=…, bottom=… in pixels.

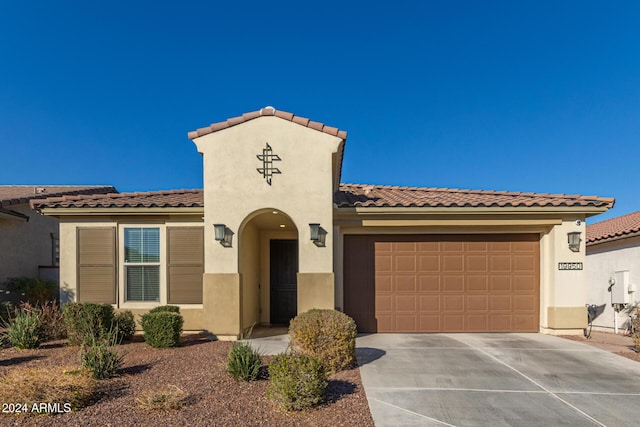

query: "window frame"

left=118, top=224, right=167, bottom=309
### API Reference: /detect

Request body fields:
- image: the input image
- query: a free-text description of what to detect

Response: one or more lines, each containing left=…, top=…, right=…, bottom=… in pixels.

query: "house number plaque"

left=558, top=262, right=583, bottom=270
left=257, top=143, right=281, bottom=185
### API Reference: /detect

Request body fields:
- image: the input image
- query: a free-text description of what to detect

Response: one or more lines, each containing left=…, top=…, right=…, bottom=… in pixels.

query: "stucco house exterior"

left=586, top=210, right=640, bottom=333
left=0, top=186, right=116, bottom=287
left=31, top=107, right=614, bottom=339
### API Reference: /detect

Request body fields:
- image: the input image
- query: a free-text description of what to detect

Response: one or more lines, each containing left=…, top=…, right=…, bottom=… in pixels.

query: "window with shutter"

left=167, top=227, right=204, bottom=304
left=124, top=227, right=160, bottom=302
left=77, top=227, right=116, bottom=303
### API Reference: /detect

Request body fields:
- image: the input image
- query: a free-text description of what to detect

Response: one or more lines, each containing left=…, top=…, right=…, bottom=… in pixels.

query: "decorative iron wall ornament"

left=256, top=143, right=281, bottom=185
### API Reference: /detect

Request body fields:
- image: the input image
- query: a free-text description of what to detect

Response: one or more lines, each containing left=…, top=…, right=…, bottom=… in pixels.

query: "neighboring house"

left=0, top=186, right=117, bottom=287
left=586, top=210, right=640, bottom=333
left=31, top=107, right=614, bottom=339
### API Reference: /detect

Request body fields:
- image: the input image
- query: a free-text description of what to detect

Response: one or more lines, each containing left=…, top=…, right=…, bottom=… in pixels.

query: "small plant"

left=0, top=366, right=96, bottom=411
left=227, top=341, right=262, bottom=381
left=140, top=311, right=183, bottom=348
left=268, top=353, right=327, bottom=411
left=289, top=309, right=357, bottom=373
left=148, top=305, right=180, bottom=314
left=631, top=308, right=640, bottom=350
left=2, top=276, right=58, bottom=305
left=4, top=307, right=43, bottom=349
left=136, top=385, right=188, bottom=411
left=113, top=310, right=136, bottom=342
left=0, top=301, right=14, bottom=324
left=80, top=328, right=124, bottom=380
left=63, top=302, right=114, bottom=345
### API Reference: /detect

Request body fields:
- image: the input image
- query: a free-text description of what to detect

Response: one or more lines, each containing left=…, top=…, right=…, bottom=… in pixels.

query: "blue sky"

left=1, top=1, right=638, bottom=222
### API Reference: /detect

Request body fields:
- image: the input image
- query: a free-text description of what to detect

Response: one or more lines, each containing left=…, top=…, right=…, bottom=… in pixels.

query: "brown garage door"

left=344, top=234, right=539, bottom=333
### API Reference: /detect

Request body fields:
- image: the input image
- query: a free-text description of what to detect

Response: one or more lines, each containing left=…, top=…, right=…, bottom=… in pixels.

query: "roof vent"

left=35, top=187, right=47, bottom=194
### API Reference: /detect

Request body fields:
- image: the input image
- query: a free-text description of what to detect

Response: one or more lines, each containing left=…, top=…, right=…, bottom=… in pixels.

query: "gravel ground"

left=560, top=333, right=640, bottom=363
left=0, top=335, right=374, bottom=427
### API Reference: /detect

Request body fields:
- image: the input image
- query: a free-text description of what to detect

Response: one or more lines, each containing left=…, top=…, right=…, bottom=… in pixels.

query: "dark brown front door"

left=270, top=239, right=298, bottom=325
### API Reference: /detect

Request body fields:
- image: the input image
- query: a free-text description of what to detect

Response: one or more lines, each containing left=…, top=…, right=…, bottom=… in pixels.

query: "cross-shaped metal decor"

left=256, top=143, right=281, bottom=185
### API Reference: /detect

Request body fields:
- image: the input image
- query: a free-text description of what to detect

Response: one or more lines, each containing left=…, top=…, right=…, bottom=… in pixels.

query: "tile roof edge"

left=31, top=188, right=204, bottom=209
left=587, top=229, right=640, bottom=245
left=1, top=186, right=117, bottom=207
left=188, top=107, right=348, bottom=140
left=338, top=183, right=614, bottom=203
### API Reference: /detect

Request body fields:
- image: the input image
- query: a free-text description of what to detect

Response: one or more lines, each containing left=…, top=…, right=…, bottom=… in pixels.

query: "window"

left=124, top=228, right=160, bottom=302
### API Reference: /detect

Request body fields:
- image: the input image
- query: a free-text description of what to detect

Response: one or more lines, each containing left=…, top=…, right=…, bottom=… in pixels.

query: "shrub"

left=21, top=301, right=67, bottom=341
left=80, top=329, right=124, bottom=380
left=289, top=309, right=357, bottom=373
left=4, top=308, right=43, bottom=349
left=113, top=310, right=136, bottom=342
left=148, top=305, right=180, bottom=314
left=2, top=276, right=58, bottom=305
left=227, top=341, right=262, bottom=381
left=631, top=308, right=640, bottom=349
left=268, top=353, right=327, bottom=411
left=0, top=366, right=96, bottom=411
left=136, top=385, right=188, bottom=411
left=0, top=301, right=14, bottom=324
left=140, top=311, right=183, bottom=348
left=63, top=303, right=114, bottom=345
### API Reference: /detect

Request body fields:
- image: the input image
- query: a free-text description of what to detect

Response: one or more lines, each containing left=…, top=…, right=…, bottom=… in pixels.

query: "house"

left=0, top=186, right=116, bottom=288
left=586, top=210, right=640, bottom=333
left=31, top=107, right=614, bottom=339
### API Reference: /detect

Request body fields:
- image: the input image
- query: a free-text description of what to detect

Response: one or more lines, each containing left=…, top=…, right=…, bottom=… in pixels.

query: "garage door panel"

left=419, top=255, right=440, bottom=272
left=467, top=275, right=488, bottom=292
left=420, top=275, right=441, bottom=291
left=467, top=255, right=488, bottom=272
left=443, top=255, right=464, bottom=272
left=395, top=255, right=417, bottom=272
left=443, top=275, right=464, bottom=291
left=396, top=275, right=417, bottom=292
left=346, top=234, right=539, bottom=333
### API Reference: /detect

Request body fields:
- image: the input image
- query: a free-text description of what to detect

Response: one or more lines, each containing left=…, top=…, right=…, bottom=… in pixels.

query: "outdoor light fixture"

left=213, top=224, right=234, bottom=248
left=568, top=231, right=581, bottom=252
left=309, top=223, right=327, bottom=247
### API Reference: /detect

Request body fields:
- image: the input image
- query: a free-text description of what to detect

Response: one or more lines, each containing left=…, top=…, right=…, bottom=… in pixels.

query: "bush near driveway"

left=289, top=309, right=357, bottom=373
left=268, top=352, right=327, bottom=411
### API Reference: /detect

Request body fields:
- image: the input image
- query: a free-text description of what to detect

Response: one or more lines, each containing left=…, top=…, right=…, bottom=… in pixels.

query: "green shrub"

left=268, top=353, right=327, bottom=411
left=80, top=329, right=123, bottom=380
left=113, top=311, right=136, bottom=342
left=148, top=305, right=180, bottom=314
left=289, top=309, right=357, bottom=373
left=227, top=341, right=262, bottom=381
left=4, top=308, right=43, bottom=349
left=140, top=311, right=183, bottom=348
left=2, top=276, right=58, bottom=305
left=63, top=303, right=114, bottom=345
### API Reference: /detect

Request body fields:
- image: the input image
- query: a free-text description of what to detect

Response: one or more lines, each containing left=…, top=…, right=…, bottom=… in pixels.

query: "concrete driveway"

left=357, top=333, right=640, bottom=427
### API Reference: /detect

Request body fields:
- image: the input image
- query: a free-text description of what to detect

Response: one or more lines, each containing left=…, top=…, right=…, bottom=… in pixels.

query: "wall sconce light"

left=309, top=223, right=327, bottom=247
left=568, top=231, right=581, bottom=252
left=213, top=224, right=234, bottom=247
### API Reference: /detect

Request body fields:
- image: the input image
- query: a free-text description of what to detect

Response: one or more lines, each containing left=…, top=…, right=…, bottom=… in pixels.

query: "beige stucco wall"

left=0, top=204, right=59, bottom=285
left=239, top=221, right=260, bottom=329
left=123, top=307, right=204, bottom=331
left=193, top=116, right=342, bottom=275
left=586, top=235, right=640, bottom=332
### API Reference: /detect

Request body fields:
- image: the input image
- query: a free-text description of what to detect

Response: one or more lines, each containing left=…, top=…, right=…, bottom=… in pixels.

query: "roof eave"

left=587, top=230, right=640, bottom=246
left=37, top=207, right=204, bottom=217
left=335, top=206, right=612, bottom=216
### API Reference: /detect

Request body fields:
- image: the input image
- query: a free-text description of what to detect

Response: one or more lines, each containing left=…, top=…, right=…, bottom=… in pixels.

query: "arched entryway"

left=238, top=209, right=298, bottom=331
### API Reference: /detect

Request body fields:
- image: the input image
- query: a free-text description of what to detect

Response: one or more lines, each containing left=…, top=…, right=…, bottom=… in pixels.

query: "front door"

left=270, top=239, right=298, bottom=324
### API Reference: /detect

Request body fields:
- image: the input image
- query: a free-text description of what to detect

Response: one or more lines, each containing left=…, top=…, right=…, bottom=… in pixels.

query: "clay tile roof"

left=335, top=183, right=615, bottom=210
left=586, top=210, right=640, bottom=245
left=31, top=189, right=203, bottom=209
left=188, top=106, right=348, bottom=140
left=0, top=186, right=117, bottom=208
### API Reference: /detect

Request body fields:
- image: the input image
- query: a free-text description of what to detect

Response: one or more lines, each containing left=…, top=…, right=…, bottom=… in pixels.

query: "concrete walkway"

left=357, top=333, right=640, bottom=427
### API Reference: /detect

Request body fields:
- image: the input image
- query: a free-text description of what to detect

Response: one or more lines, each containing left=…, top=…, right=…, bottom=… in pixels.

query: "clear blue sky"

left=1, top=1, right=638, bottom=222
